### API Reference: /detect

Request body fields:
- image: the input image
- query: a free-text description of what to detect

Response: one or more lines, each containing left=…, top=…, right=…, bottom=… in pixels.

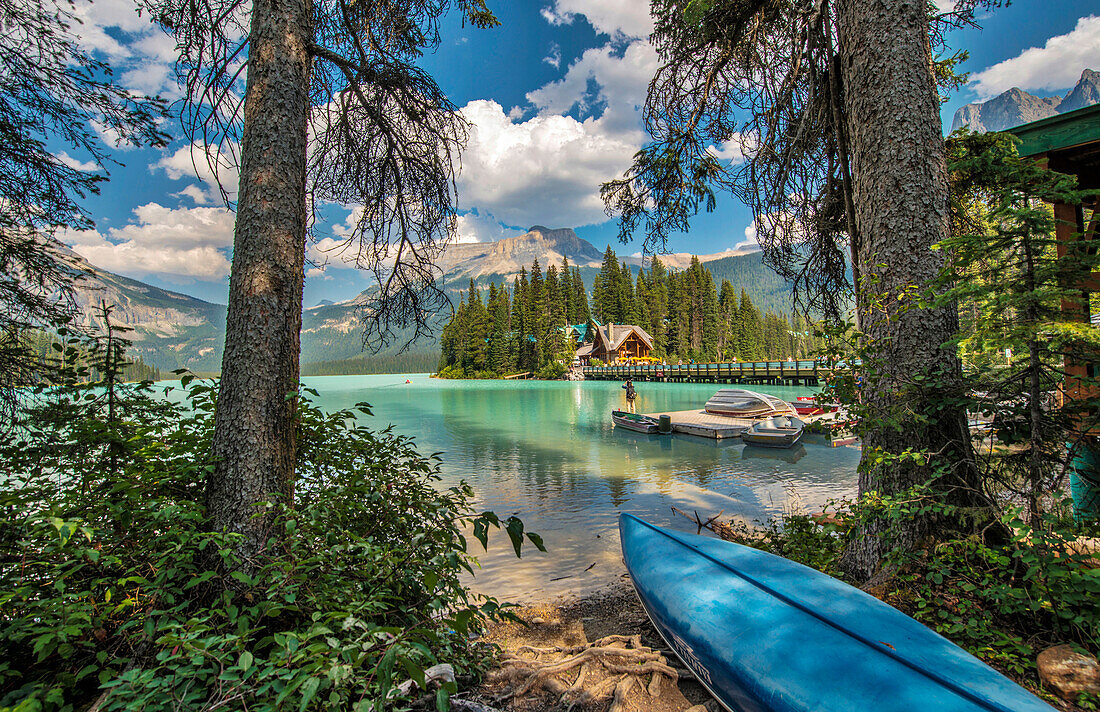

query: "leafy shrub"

left=435, top=365, right=466, bottom=379
left=0, top=331, right=540, bottom=711
left=535, top=361, right=567, bottom=380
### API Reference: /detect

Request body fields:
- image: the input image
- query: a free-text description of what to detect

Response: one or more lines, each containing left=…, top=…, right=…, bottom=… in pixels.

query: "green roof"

left=1008, top=103, right=1100, bottom=158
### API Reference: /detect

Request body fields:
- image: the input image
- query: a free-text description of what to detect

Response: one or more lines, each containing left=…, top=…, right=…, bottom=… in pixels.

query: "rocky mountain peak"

left=951, top=68, right=1099, bottom=133
left=1059, top=69, right=1100, bottom=113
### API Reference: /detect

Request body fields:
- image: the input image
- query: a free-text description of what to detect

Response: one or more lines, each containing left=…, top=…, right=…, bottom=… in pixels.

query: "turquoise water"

left=297, top=373, right=861, bottom=602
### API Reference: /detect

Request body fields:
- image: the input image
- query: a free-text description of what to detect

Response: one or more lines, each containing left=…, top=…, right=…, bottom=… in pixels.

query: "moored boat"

left=704, top=389, right=796, bottom=418
left=792, top=396, right=824, bottom=416
left=740, top=415, right=805, bottom=448
left=619, top=513, right=1055, bottom=712
left=611, top=410, right=661, bottom=433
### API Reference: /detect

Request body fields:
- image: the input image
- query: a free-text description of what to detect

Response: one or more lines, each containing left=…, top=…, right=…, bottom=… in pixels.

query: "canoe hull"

left=619, top=514, right=1054, bottom=712
left=704, top=389, right=796, bottom=419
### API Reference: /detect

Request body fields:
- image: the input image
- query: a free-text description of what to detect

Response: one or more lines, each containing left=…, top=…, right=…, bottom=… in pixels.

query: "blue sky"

left=60, top=0, right=1100, bottom=305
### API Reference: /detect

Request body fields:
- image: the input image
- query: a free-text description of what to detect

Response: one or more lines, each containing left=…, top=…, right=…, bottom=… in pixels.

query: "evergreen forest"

left=438, top=246, right=822, bottom=378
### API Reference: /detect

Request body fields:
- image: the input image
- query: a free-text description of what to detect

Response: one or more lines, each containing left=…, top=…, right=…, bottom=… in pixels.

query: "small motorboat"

left=619, top=513, right=1055, bottom=712
left=740, top=415, right=805, bottom=448
left=704, top=389, right=796, bottom=418
left=612, top=410, right=661, bottom=434
left=792, top=396, right=824, bottom=416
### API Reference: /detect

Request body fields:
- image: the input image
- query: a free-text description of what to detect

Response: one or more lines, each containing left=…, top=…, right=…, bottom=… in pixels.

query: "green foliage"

left=14, top=325, right=162, bottom=384
left=0, top=336, right=540, bottom=711
left=535, top=361, right=567, bottom=380
left=935, top=131, right=1100, bottom=523
left=438, top=250, right=821, bottom=377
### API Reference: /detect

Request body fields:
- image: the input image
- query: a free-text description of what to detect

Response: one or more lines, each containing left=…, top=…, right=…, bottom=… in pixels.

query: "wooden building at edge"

left=574, top=323, right=654, bottom=365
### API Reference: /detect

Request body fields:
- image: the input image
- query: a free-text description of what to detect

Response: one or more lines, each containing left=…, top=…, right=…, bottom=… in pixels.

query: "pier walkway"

left=583, top=359, right=853, bottom=386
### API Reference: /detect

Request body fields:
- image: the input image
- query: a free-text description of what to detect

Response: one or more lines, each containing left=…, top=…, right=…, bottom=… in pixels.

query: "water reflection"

left=301, top=373, right=860, bottom=601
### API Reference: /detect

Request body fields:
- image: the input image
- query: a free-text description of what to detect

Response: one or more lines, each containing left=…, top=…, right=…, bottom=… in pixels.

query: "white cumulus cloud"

left=454, top=211, right=525, bottom=244
left=540, top=0, right=653, bottom=39
left=970, top=15, right=1100, bottom=99
left=56, top=152, right=99, bottom=172
left=62, top=203, right=236, bottom=281
left=157, top=142, right=240, bottom=204
left=527, top=41, right=657, bottom=133
left=455, top=37, right=658, bottom=230
left=457, top=100, right=639, bottom=228
left=73, top=0, right=182, bottom=98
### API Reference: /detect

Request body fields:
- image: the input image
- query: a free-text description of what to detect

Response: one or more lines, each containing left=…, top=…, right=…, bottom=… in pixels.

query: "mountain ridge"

left=951, top=68, right=1099, bottom=133
left=67, top=228, right=782, bottom=373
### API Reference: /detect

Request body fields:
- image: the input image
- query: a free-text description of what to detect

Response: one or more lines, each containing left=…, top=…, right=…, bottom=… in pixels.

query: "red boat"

left=792, top=396, right=827, bottom=416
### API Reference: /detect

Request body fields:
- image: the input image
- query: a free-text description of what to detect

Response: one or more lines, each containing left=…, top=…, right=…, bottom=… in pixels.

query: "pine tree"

left=619, top=261, right=636, bottom=323
left=561, top=256, right=574, bottom=324
left=938, top=131, right=1100, bottom=524
left=572, top=268, right=591, bottom=323
left=717, top=280, right=738, bottom=360
left=528, top=259, right=547, bottom=368
left=464, top=280, right=490, bottom=372
left=646, top=258, right=670, bottom=357
left=738, top=289, right=763, bottom=360
left=486, top=283, right=508, bottom=375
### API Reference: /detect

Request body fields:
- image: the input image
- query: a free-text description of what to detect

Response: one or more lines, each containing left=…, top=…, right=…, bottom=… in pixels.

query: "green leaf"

left=401, top=658, right=426, bottom=691
left=472, top=518, right=489, bottom=551
left=505, top=517, right=524, bottom=557
left=525, top=532, right=546, bottom=552
left=299, top=677, right=320, bottom=712
left=453, top=608, right=474, bottom=635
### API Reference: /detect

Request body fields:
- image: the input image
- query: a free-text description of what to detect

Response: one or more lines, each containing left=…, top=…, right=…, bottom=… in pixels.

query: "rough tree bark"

left=207, top=0, right=313, bottom=566
left=835, top=0, right=979, bottom=580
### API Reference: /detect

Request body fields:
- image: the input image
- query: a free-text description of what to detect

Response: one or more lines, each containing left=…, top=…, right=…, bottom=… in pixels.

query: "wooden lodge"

left=574, top=323, right=653, bottom=365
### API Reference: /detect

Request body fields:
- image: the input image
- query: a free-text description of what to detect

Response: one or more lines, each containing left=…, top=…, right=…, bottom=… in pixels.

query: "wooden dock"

left=584, top=359, right=859, bottom=386
left=642, top=409, right=752, bottom=439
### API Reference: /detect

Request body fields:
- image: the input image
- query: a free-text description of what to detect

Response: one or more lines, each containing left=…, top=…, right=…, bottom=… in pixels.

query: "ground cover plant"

left=0, top=326, right=540, bottom=711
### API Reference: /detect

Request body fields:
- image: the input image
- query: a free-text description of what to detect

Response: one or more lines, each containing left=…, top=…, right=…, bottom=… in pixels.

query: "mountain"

left=436, top=225, right=759, bottom=287
left=951, top=69, right=1100, bottom=133
left=68, top=228, right=788, bottom=373
left=65, top=249, right=227, bottom=373
left=438, top=225, right=604, bottom=283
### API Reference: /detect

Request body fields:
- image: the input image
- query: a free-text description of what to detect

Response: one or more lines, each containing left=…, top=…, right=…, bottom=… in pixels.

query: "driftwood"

left=670, top=506, right=741, bottom=540
left=487, top=634, right=679, bottom=710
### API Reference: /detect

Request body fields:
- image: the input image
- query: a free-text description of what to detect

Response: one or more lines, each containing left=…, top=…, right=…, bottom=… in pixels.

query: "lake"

left=298, top=373, right=861, bottom=602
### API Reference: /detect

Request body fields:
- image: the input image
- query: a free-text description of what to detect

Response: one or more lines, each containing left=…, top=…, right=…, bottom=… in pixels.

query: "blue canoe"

left=619, top=514, right=1054, bottom=712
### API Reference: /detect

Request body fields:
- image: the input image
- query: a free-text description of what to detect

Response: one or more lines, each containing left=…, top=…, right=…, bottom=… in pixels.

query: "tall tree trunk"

left=207, top=0, right=313, bottom=567
left=835, top=0, right=980, bottom=580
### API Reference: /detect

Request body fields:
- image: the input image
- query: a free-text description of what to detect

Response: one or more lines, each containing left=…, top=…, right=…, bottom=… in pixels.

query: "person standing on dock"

left=624, top=379, right=637, bottom=414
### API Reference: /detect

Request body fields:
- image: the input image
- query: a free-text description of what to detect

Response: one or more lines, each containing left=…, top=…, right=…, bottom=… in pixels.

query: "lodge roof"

left=594, top=323, right=654, bottom=352
left=1009, top=103, right=1100, bottom=188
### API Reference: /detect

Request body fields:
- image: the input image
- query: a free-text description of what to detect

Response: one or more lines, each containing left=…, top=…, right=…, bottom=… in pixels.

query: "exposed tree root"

left=488, top=634, right=679, bottom=711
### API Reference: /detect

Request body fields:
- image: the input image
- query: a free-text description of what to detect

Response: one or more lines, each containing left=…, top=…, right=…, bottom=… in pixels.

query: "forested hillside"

left=438, top=247, right=821, bottom=378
